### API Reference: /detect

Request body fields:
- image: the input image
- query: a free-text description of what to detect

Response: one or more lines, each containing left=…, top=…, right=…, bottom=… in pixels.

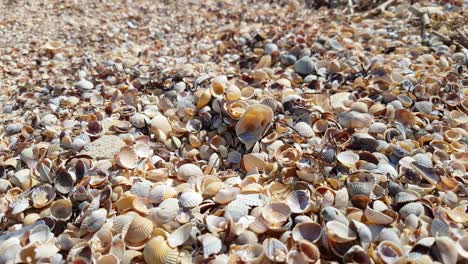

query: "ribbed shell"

left=143, top=236, right=179, bottom=264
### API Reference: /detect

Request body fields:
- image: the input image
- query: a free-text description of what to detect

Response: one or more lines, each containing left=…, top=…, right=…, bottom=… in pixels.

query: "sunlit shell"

left=177, top=163, right=203, bottom=181
left=294, top=122, right=314, bottom=138
left=225, top=200, right=250, bottom=221
left=292, top=222, right=322, bottom=243
left=0, top=238, right=22, bottom=263
left=394, top=191, right=418, bottom=205
left=11, top=169, right=33, bottom=190
left=168, top=222, right=192, bottom=247
left=50, top=199, right=73, bottom=220
left=150, top=115, right=173, bottom=136
left=134, top=142, right=153, bottom=158
left=235, top=104, right=274, bottom=149
left=143, top=236, right=179, bottom=264
left=261, top=202, right=291, bottom=228
left=274, top=144, right=302, bottom=167
left=179, top=190, right=203, bottom=208
left=325, top=221, right=357, bottom=243
left=263, top=238, right=288, bottom=263
left=195, top=88, right=212, bottom=109
left=54, top=168, right=76, bottom=194
left=206, top=215, right=227, bottom=233
left=200, top=233, right=222, bottom=258
left=320, top=206, right=348, bottom=225
left=337, top=151, right=360, bottom=168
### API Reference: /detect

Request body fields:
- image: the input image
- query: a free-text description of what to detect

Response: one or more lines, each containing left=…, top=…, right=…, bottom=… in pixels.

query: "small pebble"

left=280, top=53, right=297, bottom=66
left=294, top=56, right=314, bottom=75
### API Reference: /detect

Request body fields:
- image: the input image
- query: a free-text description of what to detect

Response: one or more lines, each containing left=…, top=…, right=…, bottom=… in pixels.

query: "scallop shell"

left=235, top=104, right=274, bottom=149
left=143, top=236, right=179, bottom=264
left=200, top=233, right=222, bottom=258
left=179, top=190, right=203, bottom=208
left=50, top=199, right=73, bottom=220
left=168, top=223, right=193, bottom=247
left=263, top=238, right=288, bottom=263
left=337, top=151, right=360, bottom=168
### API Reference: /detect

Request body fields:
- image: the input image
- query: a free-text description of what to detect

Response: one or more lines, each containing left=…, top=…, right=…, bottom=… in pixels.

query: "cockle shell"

left=50, top=199, right=73, bottom=220
left=168, top=223, right=193, bottom=247
left=177, top=163, right=203, bottom=181
left=116, top=146, right=139, bottom=169
left=200, top=233, right=222, bottom=258
left=263, top=238, right=288, bottom=263
left=82, top=208, right=107, bottom=233
left=143, top=236, right=179, bottom=264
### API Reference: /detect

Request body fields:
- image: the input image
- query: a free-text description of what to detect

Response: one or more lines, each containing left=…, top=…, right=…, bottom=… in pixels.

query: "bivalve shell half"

left=143, top=236, right=179, bottom=264
left=337, top=151, right=360, bottom=168
left=200, top=233, right=222, bottom=258
left=168, top=223, right=193, bottom=248
left=263, top=238, right=288, bottom=263
left=325, top=221, right=357, bottom=243
left=235, top=104, right=274, bottom=149
left=116, top=146, right=138, bottom=169
left=177, top=163, right=203, bottom=181
left=374, top=241, right=403, bottom=264
left=50, top=199, right=73, bottom=220
left=179, top=190, right=203, bottom=208
left=292, top=222, right=322, bottom=243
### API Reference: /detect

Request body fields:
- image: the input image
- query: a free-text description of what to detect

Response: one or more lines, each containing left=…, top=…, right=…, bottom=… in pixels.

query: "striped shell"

left=143, top=236, right=179, bottom=264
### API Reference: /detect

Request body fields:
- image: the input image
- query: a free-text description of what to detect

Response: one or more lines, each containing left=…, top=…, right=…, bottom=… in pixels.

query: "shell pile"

left=0, top=0, right=467, bottom=263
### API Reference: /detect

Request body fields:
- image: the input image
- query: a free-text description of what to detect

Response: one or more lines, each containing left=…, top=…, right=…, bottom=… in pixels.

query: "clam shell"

left=143, top=236, right=179, bottom=264
left=82, top=208, right=107, bottom=233
left=0, top=237, right=22, bottom=263
left=294, top=122, right=314, bottom=138
left=326, top=220, right=356, bottom=243
left=292, top=222, right=322, bottom=243
left=116, top=146, right=138, bottom=169
left=263, top=238, right=288, bottom=263
left=285, top=190, right=311, bottom=214
left=235, top=104, right=274, bottom=149
left=31, top=184, right=56, bottom=208
left=350, top=220, right=372, bottom=250
left=50, top=199, right=73, bottom=220
left=375, top=241, right=403, bottom=264
left=168, top=223, right=193, bottom=247
left=337, top=151, right=360, bottom=168
left=206, top=215, right=227, bottom=234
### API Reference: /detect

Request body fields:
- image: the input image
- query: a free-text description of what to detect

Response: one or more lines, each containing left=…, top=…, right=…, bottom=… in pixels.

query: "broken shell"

left=168, top=222, right=193, bottom=247
left=263, top=238, right=288, bottom=263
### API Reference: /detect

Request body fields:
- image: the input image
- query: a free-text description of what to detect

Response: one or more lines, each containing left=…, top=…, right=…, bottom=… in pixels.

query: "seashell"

left=292, top=222, right=322, bottom=243
left=373, top=241, right=403, bottom=264
left=195, top=88, right=212, bottom=109
left=168, top=223, right=193, bottom=247
left=394, top=192, right=419, bottom=205
left=325, top=220, right=357, bottom=243
left=294, top=122, right=314, bottom=138
left=123, top=213, right=154, bottom=247
left=344, top=245, right=372, bottom=264
left=261, top=202, right=291, bottom=228
left=134, top=142, right=153, bottom=158
left=228, top=244, right=264, bottom=264
left=263, top=238, right=288, bottom=263
left=337, top=151, right=360, bottom=168
left=225, top=200, right=250, bottom=221
left=179, top=190, right=203, bottom=208
left=337, top=111, right=372, bottom=129
left=434, top=236, right=458, bottom=264
left=143, top=236, right=179, bottom=264
left=200, top=233, right=222, bottom=258
left=399, top=202, right=424, bottom=219
left=31, top=184, right=56, bottom=208
left=321, top=206, right=348, bottom=225
left=150, top=115, right=173, bottom=136
left=149, top=185, right=177, bottom=204
left=177, top=163, right=203, bottom=181
left=285, top=190, right=311, bottom=214
left=206, top=215, right=227, bottom=234
left=50, top=199, right=73, bottom=220
left=213, top=187, right=240, bottom=204
left=116, top=146, right=138, bottom=169
left=242, top=153, right=267, bottom=174
left=0, top=237, right=22, bottom=263
left=81, top=208, right=107, bottom=233
left=457, top=234, right=468, bottom=260
left=235, top=104, right=274, bottom=149
left=445, top=206, right=468, bottom=223
left=349, top=220, right=372, bottom=250
left=29, top=224, right=54, bottom=244
left=54, top=167, right=76, bottom=194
